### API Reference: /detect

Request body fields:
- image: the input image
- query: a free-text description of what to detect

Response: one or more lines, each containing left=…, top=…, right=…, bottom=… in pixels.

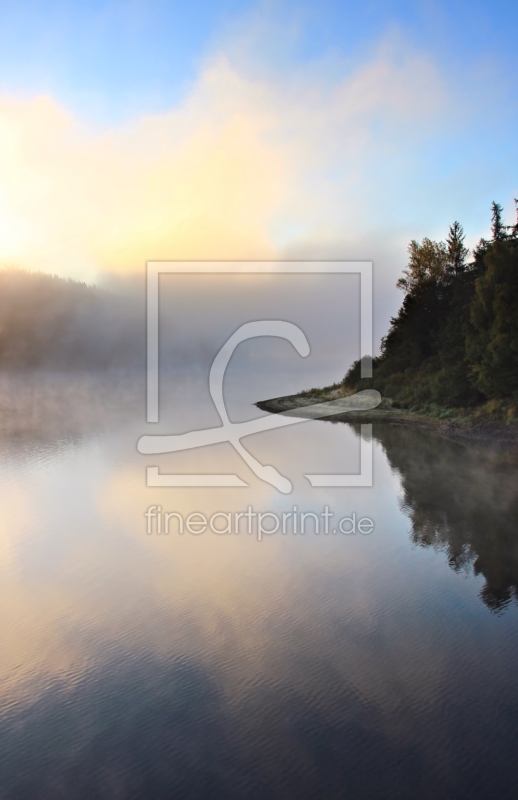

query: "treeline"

left=345, top=201, right=518, bottom=412
left=0, top=270, right=144, bottom=370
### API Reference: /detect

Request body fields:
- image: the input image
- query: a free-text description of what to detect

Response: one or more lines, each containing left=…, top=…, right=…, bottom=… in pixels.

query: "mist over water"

left=0, top=367, right=517, bottom=799
left=0, top=256, right=516, bottom=799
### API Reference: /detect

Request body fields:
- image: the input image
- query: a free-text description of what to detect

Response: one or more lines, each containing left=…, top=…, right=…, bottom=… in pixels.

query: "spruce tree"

left=491, top=201, right=506, bottom=241
left=512, top=199, right=518, bottom=238
left=446, top=221, right=469, bottom=275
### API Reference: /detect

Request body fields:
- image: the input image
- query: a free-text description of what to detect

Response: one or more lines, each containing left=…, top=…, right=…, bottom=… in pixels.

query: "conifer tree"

left=512, top=199, right=518, bottom=238
left=491, top=201, right=506, bottom=241
left=446, top=221, right=469, bottom=275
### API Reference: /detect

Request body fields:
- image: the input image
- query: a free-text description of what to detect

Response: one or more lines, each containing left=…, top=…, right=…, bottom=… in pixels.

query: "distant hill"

left=0, top=270, right=144, bottom=370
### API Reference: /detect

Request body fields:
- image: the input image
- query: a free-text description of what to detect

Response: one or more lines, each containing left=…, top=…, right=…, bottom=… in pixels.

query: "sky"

left=0, top=0, right=517, bottom=323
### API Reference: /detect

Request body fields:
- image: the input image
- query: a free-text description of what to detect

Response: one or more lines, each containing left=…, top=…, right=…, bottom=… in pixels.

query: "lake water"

left=0, top=373, right=517, bottom=799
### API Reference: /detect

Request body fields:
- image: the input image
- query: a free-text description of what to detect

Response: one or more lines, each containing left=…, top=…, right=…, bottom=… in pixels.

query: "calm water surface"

left=0, top=374, right=517, bottom=799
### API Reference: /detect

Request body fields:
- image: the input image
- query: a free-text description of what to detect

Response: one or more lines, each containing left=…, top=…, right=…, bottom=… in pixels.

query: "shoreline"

left=256, top=391, right=518, bottom=445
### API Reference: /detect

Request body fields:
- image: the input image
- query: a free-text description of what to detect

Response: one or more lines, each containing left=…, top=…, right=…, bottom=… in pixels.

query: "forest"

left=0, top=269, right=143, bottom=370
left=345, top=201, right=518, bottom=420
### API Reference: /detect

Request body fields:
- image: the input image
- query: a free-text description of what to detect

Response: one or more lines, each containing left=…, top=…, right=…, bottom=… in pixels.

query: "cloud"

left=0, top=38, right=451, bottom=283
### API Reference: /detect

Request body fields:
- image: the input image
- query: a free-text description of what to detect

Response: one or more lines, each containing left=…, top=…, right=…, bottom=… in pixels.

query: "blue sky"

left=0, top=0, right=516, bottom=292
left=1, top=0, right=516, bottom=123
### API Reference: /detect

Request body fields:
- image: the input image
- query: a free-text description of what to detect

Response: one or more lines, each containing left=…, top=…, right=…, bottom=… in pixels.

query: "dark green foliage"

left=345, top=202, right=518, bottom=409
left=466, top=241, right=518, bottom=397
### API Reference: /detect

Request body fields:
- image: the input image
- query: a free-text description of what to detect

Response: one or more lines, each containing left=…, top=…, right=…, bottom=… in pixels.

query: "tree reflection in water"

left=372, top=424, right=518, bottom=612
